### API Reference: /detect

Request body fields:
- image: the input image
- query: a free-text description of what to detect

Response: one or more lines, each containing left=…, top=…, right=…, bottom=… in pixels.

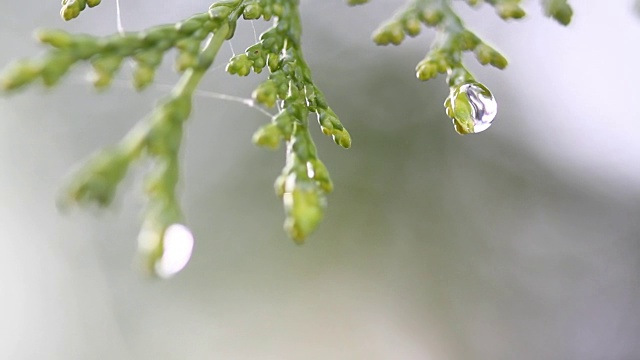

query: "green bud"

left=282, top=183, right=326, bottom=244
left=252, top=80, right=278, bottom=108
left=307, top=159, right=333, bottom=193
left=474, top=43, right=492, bottom=65
left=245, top=44, right=266, bottom=72
left=87, top=0, right=101, bottom=6
left=416, top=59, right=439, bottom=81
left=0, top=60, right=41, bottom=91
left=272, top=4, right=284, bottom=17
left=457, top=31, right=480, bottom=51
left=403, top=17, right=422, bottom=37
left=60, top=147, right=131, bottom=208
left=133, top=65, right=156, bottom=91
left=245, top=44, right=263, bottom=60
left=243, top=3, right=263, bottom=20
left=544, top=0, right=573, bottom=25
left=60, top=1, right=82, bottom=21
left=262, top=5, right=273, bottom=21
left=252, top=123, right=282, bottom=150
left=317, top=110, right=335, bottom=132
left=273, top=111, right=294, bottom=139
left=490, top=52, right=508, bottom=69
left=435, top=57, right=449, bottom=74
left=372, top=22, right=405, bottom=46
left=40, top=54, right=74, bottom=87
left=474, top=43, right=508, bottom=69
left=333, top=129, right=352, bottom=149
left=421, top=9, right=444, bottom=26
left=35, top=29, right=73, bottom=49
left=495, top=3, right=526, bottom=20
left=267, top=53, right=280, bottom=73
left=347, top=0, right=369, bottom=5
left=226, top=54, right=253, bottom=76
left=252, top=58, right=266, bottom=74
left=260, top=35, right=280, bottom=54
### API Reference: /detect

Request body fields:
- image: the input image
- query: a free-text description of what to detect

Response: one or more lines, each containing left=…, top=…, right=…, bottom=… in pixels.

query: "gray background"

left=1, top=1, right=639, bottom=359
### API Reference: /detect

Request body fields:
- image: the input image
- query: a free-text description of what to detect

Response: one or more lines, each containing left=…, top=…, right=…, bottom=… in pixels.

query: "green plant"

left=0, top=0, right=573, bottom=277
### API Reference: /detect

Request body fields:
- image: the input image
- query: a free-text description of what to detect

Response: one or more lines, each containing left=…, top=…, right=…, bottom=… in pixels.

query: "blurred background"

left=1, top=1, right=639, bottom=359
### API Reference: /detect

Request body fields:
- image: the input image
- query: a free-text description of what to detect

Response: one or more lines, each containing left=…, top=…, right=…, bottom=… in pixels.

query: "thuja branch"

left=224, top=0, right=351, bottom=242
left=0, top=0, right=583, bottom=277
left=0, top=0, right=352, bottom=277
left=361, top=0, right=573, bottom=134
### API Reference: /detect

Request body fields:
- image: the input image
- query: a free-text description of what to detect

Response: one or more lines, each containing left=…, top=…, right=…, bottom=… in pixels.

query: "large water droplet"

left=155, top=223, right=194, bottom=278
left=446, top=82, right=497, bottom=134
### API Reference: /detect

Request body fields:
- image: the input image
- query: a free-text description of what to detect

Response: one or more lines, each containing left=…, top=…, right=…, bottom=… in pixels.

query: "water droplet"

left=446, top=82, right=497, bottom=134
left=155, top=223, right=194, bottom=278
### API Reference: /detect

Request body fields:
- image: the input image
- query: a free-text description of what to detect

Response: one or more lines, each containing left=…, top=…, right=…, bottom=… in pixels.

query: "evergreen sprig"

left=0, top=0, right=577, bottom=276
left=365, top=0, right=572, bottom=134
left=61, top=0, right=102, bottom=21
left=0, top=0, right=353, bottom=276
left=222, top=1, right=350, bottom=242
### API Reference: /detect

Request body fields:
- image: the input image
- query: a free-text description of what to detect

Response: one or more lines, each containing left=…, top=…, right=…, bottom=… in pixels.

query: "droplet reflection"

left=447, top=82, right=498, bottom=134
left=155, top=223, right=194, bottom=278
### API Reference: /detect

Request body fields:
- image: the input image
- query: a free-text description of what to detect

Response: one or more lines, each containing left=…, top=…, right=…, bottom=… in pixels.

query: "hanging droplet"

left=139, top=222, right=195, bottom=278
left=155, top=223, right=195, bottom=278
left=444, top=82, right=497, bottom=134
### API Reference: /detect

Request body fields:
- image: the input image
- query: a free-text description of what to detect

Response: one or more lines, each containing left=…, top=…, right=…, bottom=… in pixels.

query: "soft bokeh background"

left=1, top=1, right=639, bottom=359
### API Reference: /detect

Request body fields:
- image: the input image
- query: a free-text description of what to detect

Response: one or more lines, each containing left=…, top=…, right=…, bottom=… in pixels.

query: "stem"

left=122, top=23, right=231, bottom=158
left=173, top=22, right=230, bottom=98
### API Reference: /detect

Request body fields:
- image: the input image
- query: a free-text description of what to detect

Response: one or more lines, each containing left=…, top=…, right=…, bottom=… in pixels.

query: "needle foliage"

left=0, top=0, right=573, bottom=276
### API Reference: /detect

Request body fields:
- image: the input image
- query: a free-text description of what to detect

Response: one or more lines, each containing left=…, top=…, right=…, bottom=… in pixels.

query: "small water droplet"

left=155, top=223, right=194, bottom=278
left=447, top=82, right=497, bottom=134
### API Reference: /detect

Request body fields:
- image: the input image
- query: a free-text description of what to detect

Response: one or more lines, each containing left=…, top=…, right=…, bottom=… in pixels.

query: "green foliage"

left=61, top=0, right=102, bottom=21
left=0, top=0, right=574, bottom=276
left=370, top=0, right=572, bottom=134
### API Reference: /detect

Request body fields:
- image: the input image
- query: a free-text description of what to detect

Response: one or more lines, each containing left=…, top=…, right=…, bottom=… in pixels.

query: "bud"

left=252, top=123, right=282, bottom=150
left=226, top=54, right=253, bottom=76
left=133, top=65, right=156, bottom=91
left=243, top=3, right=263, bottom=20
left=372, top=22, right=405, bottom=46
left=60, top=148, right=130, bottom=208
left=307, top=159, right=333, bottom=193
left=496, top=3, right=526, bottom=20
left=416, top=60, right=438, bottom=81
left=403, top=17, right=422, bottom=37
left=35, top=29, right=73, bottom=49
left=421, top=9, right=444, bottom=26
left=0, top=60, right=41, bottom=91
left=545, top=0, right=573, bottom=25
left=282, top=183, right=326, bottom=244
left=252, top=80, right=278, bottom=108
